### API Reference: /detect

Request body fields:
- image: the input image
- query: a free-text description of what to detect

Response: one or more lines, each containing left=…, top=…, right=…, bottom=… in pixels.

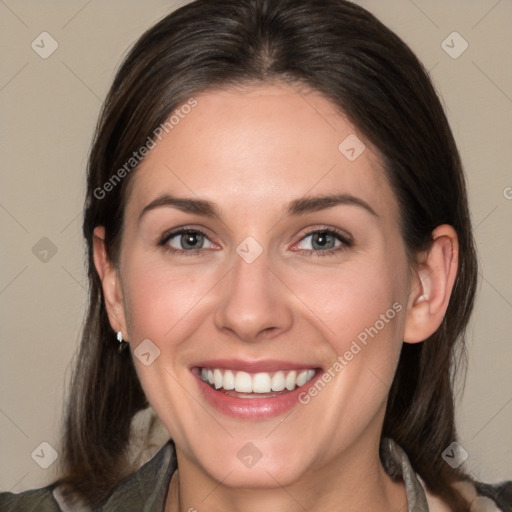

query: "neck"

left=165, top=436, right=407, bottom=512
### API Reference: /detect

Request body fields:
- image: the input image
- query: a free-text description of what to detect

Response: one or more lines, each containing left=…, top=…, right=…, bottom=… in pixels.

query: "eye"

left=294, top=228, right=352, bottom=256
left=160, top=228, right=216, bottom=254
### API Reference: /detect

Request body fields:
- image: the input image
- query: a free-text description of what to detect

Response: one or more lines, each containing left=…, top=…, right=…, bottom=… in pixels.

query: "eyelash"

left=296, top=228, right=353, bottom=257
left=159, top=228, right=213, bottom=257
left=158, top=227, right=353, bottom=257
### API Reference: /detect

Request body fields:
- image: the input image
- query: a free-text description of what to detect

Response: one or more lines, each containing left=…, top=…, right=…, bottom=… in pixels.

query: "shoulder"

left=0, top=440, right=176, bottom=512
left=381, top=438, right=512, bottom=512
left=420, top=470, right=512, bottom=511
left=454, top=479, right=512, bottom=512
left=0, top=486, right=62, bottom=512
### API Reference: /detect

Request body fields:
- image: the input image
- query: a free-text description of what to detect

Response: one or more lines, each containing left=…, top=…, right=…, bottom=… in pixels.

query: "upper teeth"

left=200, top=368, right=316, bottom=393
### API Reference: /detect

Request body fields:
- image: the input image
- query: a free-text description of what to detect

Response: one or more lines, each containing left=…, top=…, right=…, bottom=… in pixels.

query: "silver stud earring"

left=117, top=331, right=128, bottom=352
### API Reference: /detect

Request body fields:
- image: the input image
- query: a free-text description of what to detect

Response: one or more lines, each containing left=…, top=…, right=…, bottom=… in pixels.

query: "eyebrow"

left=138, top=192, right=378, bottom=222
left=139, top=194, right=219, bottom=221
left=288, top=193, right=378, bottom=217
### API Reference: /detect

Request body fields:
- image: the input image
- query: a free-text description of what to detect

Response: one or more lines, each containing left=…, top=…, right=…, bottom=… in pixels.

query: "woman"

left=1, top=0, right=510, bottom=510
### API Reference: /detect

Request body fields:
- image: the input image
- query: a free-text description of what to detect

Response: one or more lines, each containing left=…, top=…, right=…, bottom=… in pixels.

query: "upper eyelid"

left=160, top=228, right=217, bottom=253
left=298, top=227, right=352, bottom=241
left=161, top=226, right=212, bottom=241
left=291, top=229, right=352, bottom=252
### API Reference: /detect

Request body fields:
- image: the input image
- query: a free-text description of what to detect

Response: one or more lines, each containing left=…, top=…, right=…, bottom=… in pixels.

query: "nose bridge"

left=214, top=247, right=292, bottom=341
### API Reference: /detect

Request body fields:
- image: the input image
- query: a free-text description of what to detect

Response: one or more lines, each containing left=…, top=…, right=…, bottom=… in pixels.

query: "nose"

left=213, top=250, right=293, bottom=343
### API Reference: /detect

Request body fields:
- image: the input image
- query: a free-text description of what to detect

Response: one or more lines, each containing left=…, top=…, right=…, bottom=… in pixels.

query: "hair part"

left=55, top=1, right=478, bottom=509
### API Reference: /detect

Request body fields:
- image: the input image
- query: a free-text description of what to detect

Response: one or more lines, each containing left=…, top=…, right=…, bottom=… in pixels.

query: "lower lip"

left=193, top=369, right=320, bottom=420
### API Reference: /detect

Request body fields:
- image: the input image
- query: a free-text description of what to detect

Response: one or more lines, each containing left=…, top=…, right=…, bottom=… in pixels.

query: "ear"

left=93, top=226, right=128, bottom=340
left=403, top=225, right=459, bottom=344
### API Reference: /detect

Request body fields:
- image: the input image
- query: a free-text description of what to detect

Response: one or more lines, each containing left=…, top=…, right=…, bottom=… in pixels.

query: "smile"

left=192, top=361, right=322, bottom=419
left=200, top=367, right=317, bottom=396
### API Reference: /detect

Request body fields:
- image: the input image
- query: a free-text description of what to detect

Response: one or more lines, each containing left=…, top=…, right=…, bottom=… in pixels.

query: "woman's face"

left=111, top=84, right=416, bottom=486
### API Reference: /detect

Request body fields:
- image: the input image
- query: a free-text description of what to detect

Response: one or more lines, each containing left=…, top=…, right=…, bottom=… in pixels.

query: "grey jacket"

left=1, top=438, right=510, bottom=511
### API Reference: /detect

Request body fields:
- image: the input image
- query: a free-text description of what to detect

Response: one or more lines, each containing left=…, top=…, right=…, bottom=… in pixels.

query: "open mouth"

left=192, top=362, right=323, bottom=418
left=198, top=367, right=318, bottom=398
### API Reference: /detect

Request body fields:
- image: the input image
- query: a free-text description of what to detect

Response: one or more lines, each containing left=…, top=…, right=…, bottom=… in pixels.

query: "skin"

left=94, top=83, right=459, bottom=512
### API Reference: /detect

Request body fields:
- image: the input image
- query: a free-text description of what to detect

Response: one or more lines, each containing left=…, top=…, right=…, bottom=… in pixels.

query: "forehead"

left=126, top=83, right=399, bottom=223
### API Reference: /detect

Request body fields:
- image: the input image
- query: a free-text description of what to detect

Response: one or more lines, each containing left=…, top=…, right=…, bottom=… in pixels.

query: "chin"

left=188, top=435, right=315, bottom=489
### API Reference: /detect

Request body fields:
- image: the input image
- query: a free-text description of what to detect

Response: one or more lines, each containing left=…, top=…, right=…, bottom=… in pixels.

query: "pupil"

left=313, top=232, right=333, bottom=249
left=181, top=232, right=203, bottom=249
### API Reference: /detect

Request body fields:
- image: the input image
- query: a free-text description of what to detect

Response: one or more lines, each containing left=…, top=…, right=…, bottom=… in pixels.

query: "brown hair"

left=56, top=0, right=478, bottom=509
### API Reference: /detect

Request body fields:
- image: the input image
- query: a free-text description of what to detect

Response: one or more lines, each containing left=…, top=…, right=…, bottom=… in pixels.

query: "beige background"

left=1, top=0, right=511, bottom=493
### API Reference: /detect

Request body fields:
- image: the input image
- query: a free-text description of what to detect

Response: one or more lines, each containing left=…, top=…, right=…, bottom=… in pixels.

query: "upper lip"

left=193, top=359, right=321, bottom=373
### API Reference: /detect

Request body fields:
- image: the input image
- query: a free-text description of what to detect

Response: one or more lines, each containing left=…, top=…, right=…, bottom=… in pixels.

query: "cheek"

left=121, top=256, right=217, bottom=343
left=287, top=251, right=407, bottom=409
left=119, top=256, right=224, bottom=441
left=287, top=254, right=407, bottom=351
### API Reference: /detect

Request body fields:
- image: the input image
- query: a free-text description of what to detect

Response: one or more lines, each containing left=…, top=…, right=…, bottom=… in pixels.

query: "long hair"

left=56, top=0, right=478, bottom=509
